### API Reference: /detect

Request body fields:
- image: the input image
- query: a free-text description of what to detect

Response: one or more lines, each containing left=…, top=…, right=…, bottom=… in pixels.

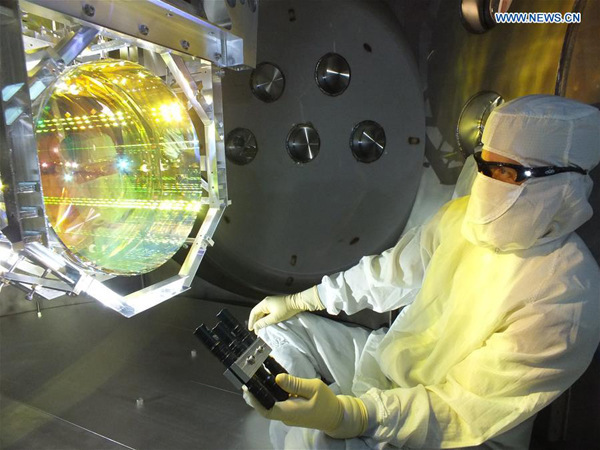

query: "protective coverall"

left=249, top=95, right=600, bottom=449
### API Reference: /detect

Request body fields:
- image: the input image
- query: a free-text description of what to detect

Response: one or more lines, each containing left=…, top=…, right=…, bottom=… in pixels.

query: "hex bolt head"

left=82, top=4, right=95, bottom=17
left=246, top=355, right=256, bottom=365
left=138, top=24, right=149, bottom=36
left=180, top=40, right=190, bottom=50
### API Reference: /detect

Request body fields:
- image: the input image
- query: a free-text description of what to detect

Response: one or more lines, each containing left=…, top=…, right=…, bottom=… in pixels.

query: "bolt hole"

left=285, top=277, right=294, bottom=286
left=288, top=8, right=296, bottom=22
left=408, top=137, right=420, bottom=145
left=423, top=161, right=431, bottom=168
left=290, top=255, right=297, bottom=266
left=350, top=237, right=360, bottom=245
left=363, top=43, right=372, bottom=53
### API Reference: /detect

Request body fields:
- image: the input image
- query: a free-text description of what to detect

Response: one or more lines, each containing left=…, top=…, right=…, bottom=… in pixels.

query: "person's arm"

left=249, top=202, right=448, bottom=331
left=359, top=289, right=600, bottom=448
left=318, top=204, right=445, bottom=316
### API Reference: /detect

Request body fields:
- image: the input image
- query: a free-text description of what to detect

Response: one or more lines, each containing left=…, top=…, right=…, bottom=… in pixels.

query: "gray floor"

left=0, top=297, right=273, bottom=450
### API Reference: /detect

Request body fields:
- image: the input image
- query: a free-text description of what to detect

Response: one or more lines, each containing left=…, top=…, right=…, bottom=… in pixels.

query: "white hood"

left=462, top=95, right=600, bottom=251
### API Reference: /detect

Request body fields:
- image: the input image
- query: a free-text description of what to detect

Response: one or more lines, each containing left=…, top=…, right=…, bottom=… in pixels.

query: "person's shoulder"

left=557, top=233, right=600, bottom=274
left=532, top=233, right=600, bottom=291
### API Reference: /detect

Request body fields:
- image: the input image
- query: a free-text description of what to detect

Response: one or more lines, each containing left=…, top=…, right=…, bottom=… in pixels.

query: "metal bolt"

left=82, top=4, right=95, bottom=17
left=138, top=24, right=149, bottom=36
left=180, top=40, right=190, bottom=50
left=255, top=345, right=264, bottom=354
left=214, top=52, right=222, bottom=61
left=56, top=59, right=65, bottom=71
left=191, top=349, right=197, bottom=358
left=246, top=355, right=256, bottom=365
left=136, top=398, right=144, bottom=408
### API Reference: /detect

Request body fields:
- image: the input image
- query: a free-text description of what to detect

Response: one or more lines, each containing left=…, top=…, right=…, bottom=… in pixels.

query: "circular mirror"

left=35, top=59, right=201, bottom=275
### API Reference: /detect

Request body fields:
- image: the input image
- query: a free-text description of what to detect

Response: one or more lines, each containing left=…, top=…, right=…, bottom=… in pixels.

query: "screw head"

left=180, top=40, right=190, bottom=50
left=138, top=24, right=149, bottom=35
left=82, top=4, right=95, bottom=17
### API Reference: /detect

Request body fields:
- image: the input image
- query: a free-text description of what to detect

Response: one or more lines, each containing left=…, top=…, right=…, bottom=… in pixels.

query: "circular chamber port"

left=456, top=91, right=504, bottom=156
left=314, top=53, right=351, bottom=96
left=350, top=120, right=386, bottom=163
left=460, top=0, right=511, bottom=33
left=35, top=59, right=202, bottom=275
left=286, top=123, right=320, bottom=163
left=250, top=62, right=285, bottom=103
left=225, top=128, right=258, bottom=165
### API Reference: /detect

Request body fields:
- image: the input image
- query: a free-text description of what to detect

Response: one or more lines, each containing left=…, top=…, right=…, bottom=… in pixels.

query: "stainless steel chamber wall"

left=196, top=0, right=427, bottom=298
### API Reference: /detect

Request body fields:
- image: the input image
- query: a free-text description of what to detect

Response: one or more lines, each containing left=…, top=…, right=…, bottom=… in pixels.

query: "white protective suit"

left=258, top=96, right=600, bottom=449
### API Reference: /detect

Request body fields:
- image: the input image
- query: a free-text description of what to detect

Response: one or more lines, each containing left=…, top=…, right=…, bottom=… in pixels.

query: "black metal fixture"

left=225, top=128, right=258, bottom=165
left=250, top=62, right=285, bottom=103
left=314, top=53, right=351, bottom=96
left=350, top=120, right=386, bottom=163
left=286, top=123, right=320, bottom=163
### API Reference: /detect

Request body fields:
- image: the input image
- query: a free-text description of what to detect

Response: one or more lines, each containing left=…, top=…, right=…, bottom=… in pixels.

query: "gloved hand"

left=248, top=286, right=324, bottom=332
left=243, top=373, right=368, bottom=439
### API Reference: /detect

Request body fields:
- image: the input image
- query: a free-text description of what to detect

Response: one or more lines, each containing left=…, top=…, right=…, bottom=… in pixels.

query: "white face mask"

left=464, top=174, right=524, bottom=224
left=462, top=173, right=572, bottom=251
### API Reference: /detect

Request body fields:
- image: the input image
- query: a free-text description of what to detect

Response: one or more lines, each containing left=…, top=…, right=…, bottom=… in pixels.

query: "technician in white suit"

left=244, top=95, right=600, bottom=449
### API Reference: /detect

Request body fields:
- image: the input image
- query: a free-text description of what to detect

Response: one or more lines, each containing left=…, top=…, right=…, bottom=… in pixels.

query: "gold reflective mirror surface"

left=36, top=60, right=201, bottom=275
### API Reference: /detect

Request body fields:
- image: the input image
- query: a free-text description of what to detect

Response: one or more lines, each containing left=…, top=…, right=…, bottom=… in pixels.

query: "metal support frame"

left=28, top=26, right=99, bottom=102
left=0, top=0, right=245, bottom=317
left=20, top=0, right=257, bottom=68
left=1, top=0, right=49, bottom=246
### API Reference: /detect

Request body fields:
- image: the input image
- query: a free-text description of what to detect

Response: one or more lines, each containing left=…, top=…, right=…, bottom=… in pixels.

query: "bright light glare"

left=159, top=102, right=183, bottom=122
left=117, top=159, right=130, bottom=171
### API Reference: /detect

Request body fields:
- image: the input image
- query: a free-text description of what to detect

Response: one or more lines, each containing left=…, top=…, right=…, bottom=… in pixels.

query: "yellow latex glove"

left=243, top=373, right=368, bottom=439
left=248, top=286, right=324, bottom=332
